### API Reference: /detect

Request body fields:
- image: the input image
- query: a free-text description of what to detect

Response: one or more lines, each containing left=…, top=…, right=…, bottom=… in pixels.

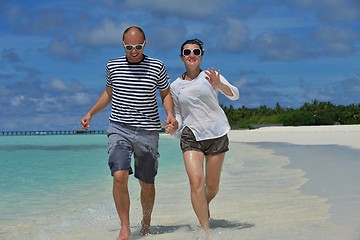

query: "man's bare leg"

left=113, top=170, right=131, bottom=240
left=139, top=180, right=155, bottom=235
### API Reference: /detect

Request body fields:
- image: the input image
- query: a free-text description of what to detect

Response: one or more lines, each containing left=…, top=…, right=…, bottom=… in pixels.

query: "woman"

left=168, top=39, right=239, bottom=230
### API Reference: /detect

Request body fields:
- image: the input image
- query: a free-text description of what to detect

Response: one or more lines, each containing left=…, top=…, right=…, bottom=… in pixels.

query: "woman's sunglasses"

left=182, top=48, right=202, bottom=56
left=123, top=41, right=145, bottom=51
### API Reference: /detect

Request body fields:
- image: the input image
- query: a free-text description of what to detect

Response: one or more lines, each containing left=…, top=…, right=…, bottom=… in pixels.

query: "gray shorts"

left=106, top=121, right=160, bottom=184
left=180, top=126, right=229, bottom=155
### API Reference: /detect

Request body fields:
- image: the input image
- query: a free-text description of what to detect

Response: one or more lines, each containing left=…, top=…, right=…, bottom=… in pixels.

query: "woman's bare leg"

left=183, top=150, right=210, bottom=229
left=205, top=153, right=225, bottom=217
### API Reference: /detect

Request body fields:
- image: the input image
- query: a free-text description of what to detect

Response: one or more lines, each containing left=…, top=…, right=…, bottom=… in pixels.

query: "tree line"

left=222, top=100, right=360, bottom=129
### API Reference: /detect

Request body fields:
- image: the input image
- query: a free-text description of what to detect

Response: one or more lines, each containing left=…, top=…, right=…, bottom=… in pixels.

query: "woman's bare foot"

left=117, top=225, right=131, bottom=240
left=195, top=225, right=212, bottom=240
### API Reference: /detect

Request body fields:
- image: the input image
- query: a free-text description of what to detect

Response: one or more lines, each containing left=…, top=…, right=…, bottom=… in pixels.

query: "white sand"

left=142, top=125, right=360, bottom=239
left=228, top=124, right=360, bottom=149
left=226, top=125, right=360, bottom=239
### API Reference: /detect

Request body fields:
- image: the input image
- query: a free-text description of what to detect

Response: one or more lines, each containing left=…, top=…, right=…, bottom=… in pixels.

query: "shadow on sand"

left=209, top=218, right=254, bottom=230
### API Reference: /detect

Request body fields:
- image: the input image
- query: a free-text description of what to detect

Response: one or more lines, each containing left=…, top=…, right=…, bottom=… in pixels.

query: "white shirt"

left=170, top=71, right=239, bottom=141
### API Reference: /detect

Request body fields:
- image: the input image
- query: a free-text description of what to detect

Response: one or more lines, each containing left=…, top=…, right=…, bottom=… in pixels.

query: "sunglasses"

left=123, top=41, right=145, bottom=51
left=182, top=48, right=202, bottom=56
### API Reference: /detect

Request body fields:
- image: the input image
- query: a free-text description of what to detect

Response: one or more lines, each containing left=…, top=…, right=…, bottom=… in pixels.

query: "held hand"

left=164, top=124, right=176, bottom=134
left=80, top=114, right=92, bottom=130
left=205, top=68, right=221, bottom=87
left=165, top=115, right=178, bottom=134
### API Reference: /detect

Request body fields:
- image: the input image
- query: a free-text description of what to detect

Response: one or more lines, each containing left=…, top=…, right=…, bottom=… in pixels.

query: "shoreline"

left=228, top=125, right=360, bottom=235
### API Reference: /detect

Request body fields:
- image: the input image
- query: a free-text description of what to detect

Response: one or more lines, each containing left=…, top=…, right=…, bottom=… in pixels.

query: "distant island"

left=222, top=100, right=360, bottom=129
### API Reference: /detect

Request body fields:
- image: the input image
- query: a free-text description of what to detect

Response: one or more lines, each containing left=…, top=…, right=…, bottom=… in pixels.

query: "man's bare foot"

left=117, top=225, right=131, bottom=240
left=140, top=220, right=151, bottom=235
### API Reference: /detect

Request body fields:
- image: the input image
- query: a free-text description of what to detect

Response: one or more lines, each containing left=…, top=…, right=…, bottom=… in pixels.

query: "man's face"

left=123, top=30, right=146, bottom=63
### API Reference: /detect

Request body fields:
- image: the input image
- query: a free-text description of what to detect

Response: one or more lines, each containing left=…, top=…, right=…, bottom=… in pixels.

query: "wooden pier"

left=0, top=130, right=106, bottom=136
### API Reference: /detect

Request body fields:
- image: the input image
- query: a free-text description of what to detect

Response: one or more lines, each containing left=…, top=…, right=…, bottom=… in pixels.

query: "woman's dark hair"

left=180, top=39, right=204, bottom=56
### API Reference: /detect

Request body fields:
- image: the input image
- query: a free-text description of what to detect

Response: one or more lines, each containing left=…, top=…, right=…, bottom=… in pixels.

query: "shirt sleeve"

left=157, top=62, right=170, bottom=90
left=170, top=81, right=184, bottom=137
left=105, top=63, right=112, bottom=88
left=219, top=75, right=240, bottom=101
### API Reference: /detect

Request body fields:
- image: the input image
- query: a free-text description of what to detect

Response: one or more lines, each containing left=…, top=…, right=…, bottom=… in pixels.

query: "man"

left=80, top=26, right=178, bottom=240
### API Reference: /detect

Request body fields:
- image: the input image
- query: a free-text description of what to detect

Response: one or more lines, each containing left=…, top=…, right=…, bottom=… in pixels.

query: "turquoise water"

left=0, top=134, right=183, bottom=224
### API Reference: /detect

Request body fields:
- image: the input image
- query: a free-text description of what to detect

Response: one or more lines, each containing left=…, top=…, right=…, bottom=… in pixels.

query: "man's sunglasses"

left=182, top=48, right=202, bottom=56
left=123, top=41, right=145, bottom=51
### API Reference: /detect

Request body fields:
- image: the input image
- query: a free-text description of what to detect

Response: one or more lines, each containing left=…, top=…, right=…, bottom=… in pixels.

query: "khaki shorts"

left=180, top=126, right=229, bottom=155
left=107, top=121, right=159, bottom=184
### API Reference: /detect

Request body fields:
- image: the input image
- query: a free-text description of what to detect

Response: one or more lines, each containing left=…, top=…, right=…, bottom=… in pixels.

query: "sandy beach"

left=228, top=124, right=360, bottom=149
left=114, top=125, right=360, bottom=239
left=226, top=125, right=360, bottom=239
left=1, top=125, right=360, bottom=240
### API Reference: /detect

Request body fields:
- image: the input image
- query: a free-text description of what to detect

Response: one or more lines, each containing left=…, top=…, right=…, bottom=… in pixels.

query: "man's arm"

left=160, top=88, right=178, bottom=133
left=80, top=86, right=112, bottom=130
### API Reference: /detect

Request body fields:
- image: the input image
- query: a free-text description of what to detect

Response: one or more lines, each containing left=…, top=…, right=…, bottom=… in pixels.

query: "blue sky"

left=0, top=0, right=359, bottom=131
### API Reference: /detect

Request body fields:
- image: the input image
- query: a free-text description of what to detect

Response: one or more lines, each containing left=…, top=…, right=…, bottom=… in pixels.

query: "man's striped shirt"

left=106, top=55, right=170, bottom=130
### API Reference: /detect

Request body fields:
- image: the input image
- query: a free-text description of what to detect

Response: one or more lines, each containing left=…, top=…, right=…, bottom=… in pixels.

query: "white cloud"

left=77, top=18, right=129, bottom=46
left=69, top=92, right=92, bottom=106
left=252, top=33, right=307, bottom=61
left=237, top=77, right=247, bottom=88
left=219, top=18, right=249, bottom=51
left=314, top=26, right=359, bottom=56
left=46, top=36, right=83, bottom=61
left=11, top=95, right=25, bottom=107
left=123, top=0, right=234, bottom=16
left=34, top=95, right=61, bottom=112
left=342, top=75, right=360, bottom=94
left=4, top=4, right=69, bottom=34
left=48, top=77, right=68, bottom=91
left=291, top=0, right=360, bottom=22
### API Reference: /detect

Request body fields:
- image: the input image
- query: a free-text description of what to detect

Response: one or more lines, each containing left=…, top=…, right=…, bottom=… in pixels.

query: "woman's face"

left=181, top=43, right=202, bottom=68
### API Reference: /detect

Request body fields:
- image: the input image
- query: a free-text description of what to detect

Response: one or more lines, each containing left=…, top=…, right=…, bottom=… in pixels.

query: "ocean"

left=0, top=134, right=359, bottom=240
left=0, top=134, right=180, bottom=238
